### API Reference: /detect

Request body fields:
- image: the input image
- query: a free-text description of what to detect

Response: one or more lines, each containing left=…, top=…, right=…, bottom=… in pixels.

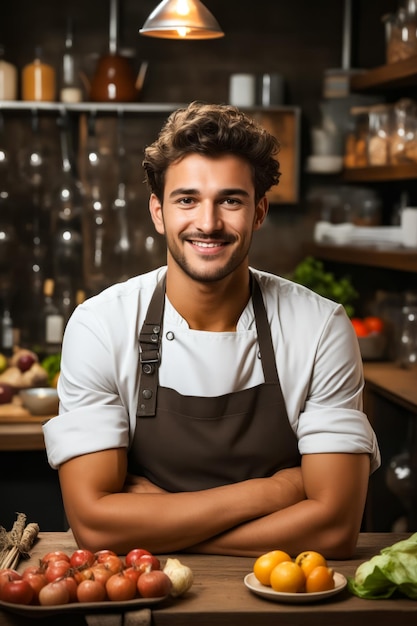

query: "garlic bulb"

left=163, top=558, right=194, bottom=597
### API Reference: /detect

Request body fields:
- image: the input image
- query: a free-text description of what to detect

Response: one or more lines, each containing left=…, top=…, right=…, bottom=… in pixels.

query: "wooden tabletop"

left=0, top=532, right=416, bottom=626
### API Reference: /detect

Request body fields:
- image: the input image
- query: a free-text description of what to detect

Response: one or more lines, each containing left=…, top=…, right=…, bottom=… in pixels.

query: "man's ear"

left=149, top=193, right=165, bottom=235
left=253, top=196, right=269, bottom=231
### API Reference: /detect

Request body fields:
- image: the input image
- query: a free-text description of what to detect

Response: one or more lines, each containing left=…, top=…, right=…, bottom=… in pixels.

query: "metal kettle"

left=89, top=0, right=148, bottom=103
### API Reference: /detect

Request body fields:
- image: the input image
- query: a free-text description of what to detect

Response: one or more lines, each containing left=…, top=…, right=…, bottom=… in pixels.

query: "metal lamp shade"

left=139, top=0, right=224, bottom=39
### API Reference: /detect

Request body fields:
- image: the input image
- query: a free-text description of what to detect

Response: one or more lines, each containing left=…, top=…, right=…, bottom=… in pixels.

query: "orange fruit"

left=253, top=550, right=292, bottom=586
left=305, top=565, right=335, bottom=593
left=270, top=561, right=306, bottom=593
left=295, top=550, right=327, bottom=578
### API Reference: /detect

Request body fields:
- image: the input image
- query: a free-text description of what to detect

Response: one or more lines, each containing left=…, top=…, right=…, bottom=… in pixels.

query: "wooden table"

left=0, top=532, right=416, bottom=626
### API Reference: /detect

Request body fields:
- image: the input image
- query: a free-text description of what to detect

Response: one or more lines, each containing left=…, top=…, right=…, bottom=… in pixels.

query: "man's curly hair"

left=143, top=101, right=281, bottom=204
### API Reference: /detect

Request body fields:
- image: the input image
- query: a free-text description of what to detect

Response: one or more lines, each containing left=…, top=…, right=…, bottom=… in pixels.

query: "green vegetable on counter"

left=288, top=256, right=358, bottom=318
left=41, top=353, right=61, bottom=386
left=348, top=533, right=417, bottom=599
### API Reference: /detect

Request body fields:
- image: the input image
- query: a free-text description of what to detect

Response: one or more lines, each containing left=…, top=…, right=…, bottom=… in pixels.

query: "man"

left=43, top=101, right=380, bottom=558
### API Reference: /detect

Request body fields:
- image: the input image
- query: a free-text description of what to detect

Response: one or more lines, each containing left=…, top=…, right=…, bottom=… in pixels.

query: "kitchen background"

left=0, top=0, right=417, bottom=533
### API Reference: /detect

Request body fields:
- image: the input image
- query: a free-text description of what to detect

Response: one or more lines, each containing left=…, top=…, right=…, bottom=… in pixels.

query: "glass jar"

left=348, top=106, right=370, bottom=167
left=367, top=105, right=391, bottom=166
left=398, top=305, right=417, bottom=368
left=387, top=1, right=417, bottom=63
left=390, top=98, right=417, bottom=164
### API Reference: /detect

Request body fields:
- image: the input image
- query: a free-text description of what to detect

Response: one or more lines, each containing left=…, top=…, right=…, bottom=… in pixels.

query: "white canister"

left=0, top=59, right=17, bottom=100
left=229, top=73, right=256, bottom=107
left=401, top=207, right=417, bottom=248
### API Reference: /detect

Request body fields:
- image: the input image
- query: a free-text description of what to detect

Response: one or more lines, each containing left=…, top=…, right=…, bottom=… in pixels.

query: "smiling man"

left=43, top=101, right=380, bottom=558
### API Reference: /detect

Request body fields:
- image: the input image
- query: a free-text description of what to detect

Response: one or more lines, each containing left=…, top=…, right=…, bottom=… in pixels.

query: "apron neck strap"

left=137, top=274, right=166, bottom=416
left=251, top=273, right=279, bottom=384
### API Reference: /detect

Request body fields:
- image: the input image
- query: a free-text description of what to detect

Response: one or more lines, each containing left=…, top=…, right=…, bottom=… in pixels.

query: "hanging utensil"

left=89, top=0, right=148, bottom=102
left=112, top=112, right=132, bottom=281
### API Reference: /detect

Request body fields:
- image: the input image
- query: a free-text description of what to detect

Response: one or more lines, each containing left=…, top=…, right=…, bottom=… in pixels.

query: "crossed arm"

left=58, top=448, right=370, bottom=558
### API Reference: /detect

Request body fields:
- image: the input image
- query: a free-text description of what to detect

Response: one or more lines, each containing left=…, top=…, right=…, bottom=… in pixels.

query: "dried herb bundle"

left=0, top=513, right=40, bottom=570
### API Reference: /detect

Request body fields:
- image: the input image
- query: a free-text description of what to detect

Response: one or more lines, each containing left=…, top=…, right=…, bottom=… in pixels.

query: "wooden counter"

left=0, top=402, right=48, bottom=451
left=363, top=361, right=417, bottom=415
left=0, top=532, right=416, bottom=626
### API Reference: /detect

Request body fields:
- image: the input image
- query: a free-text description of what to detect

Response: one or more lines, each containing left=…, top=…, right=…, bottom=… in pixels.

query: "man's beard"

left=165, top=232, right=252, bottom=283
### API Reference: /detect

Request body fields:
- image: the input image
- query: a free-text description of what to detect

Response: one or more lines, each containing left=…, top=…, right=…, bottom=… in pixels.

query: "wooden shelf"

left=0, top=101, right=185, bottom=114
left=305, top=242, right=417, bottom=272
left=343, top=162, right=417, bottom=182
left=351, top=56, right=417, bottom=92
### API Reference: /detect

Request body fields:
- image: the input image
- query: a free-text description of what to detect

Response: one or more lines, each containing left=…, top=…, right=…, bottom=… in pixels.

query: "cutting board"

left=0, top=397, right=52, bottom=423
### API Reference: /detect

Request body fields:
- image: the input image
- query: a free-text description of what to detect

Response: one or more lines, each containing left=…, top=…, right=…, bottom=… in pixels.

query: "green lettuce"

left=348, top=533, right=417, bottom=599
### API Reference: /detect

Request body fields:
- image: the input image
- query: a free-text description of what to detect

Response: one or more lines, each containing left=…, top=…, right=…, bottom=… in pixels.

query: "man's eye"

left=223, top=198, right=241, bottom=206
left=178, top=197, right=195, bottom=205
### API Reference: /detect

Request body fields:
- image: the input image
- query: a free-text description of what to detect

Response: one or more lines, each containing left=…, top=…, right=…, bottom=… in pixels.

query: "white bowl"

left=19, top=387, right=59, bottom=416
left=306, top=155, right=344, bottom=174
left=358, top=333, right=387, bottom=361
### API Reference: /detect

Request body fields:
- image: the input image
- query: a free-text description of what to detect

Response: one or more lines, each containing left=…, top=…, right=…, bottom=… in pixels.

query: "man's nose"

left=196, top=201, right=223, bottom=232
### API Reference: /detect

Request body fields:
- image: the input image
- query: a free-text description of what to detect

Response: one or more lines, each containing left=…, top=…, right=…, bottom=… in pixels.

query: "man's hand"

left=123, top=474, right=168, bottom=494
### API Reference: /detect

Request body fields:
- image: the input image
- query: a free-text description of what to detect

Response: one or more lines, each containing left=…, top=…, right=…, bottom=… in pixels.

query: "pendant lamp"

left=139, top=0, right=224, bottom=40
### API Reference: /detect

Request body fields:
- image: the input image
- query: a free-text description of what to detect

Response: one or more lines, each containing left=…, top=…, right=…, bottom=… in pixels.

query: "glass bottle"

left=0, top=45, right=17, bottom=100
left=22, top=46, right=56, bottom=102
left=1, top=306, right=13, bottom=356
left=41, top=278, right=65, bottom=355
left=60, top=18, right=83, bottom=104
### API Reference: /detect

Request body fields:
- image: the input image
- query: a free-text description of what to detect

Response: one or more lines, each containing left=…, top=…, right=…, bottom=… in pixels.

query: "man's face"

left=149, top=153, right=267, bottom=283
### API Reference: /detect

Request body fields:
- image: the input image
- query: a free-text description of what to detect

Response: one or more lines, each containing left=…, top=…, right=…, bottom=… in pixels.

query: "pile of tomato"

left=350, top=316, right=384, bottom=338
left=0, top=547, right=172, bottom=606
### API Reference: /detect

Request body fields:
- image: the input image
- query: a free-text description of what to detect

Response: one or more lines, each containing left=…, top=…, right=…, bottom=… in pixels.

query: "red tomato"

left=0, top=569, right=21, bottom=590
left=100, top=554, right=124, bottom=574
left=73, top=566, right=94, bottom=584
left=137, top=570, right=172, bottom=598
left=125, top=548, right=152, bottom=567
left=90, top=564, right=115, bottom=586
left=62, top=576, right=78, bottom=603
left=106, top=572, right=137, bottom=601
left=0, top=579, right=34, bottom=605
left=351, top=318, right=369, bottom=337
left=21, top=569, right=48, bottom=602
left=45, top=559, right=72, bottom=582
left=124, top=566, right=142, bottom=585
left=136, top=553, right=161, bottom=573
left=38, top=580, right=70, bottom=606
left=77, top=579, right=107, bottom=603
left=70, top=549, right=95, bottom=570
left=94, top=549, right=117, bottom=564
left=40, top=551, right=70, bottom=566
left=364, top=316, right=384, bottom=334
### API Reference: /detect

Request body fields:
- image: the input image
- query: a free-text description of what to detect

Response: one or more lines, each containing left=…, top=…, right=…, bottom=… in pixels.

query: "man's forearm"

left=61, top=453, right=305, bottom=554
left=186, top=498, right=355, bottom=559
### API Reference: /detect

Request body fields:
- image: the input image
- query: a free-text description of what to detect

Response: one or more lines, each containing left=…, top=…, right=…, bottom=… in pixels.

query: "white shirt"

left=43, top=267, right=380, bottom=473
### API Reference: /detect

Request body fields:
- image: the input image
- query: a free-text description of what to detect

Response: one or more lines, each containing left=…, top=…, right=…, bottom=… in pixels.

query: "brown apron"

left=128, top=272, right=300, bottom=492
